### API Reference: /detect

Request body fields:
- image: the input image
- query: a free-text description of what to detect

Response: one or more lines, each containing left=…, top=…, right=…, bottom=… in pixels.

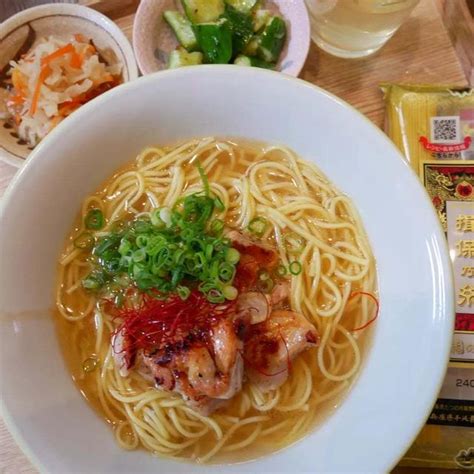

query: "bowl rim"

left=0, top=2, right=139, bottom=168
left=132, top=0, right=311, bottom=77
left=0, top=65, right=454, bottom=473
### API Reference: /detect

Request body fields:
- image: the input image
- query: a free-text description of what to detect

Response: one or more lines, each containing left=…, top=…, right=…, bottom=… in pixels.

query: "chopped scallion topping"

left=74, top=232, right=95, bottom=250
left=207, top=288, right=225, bottom=303
left=211, top=219, right=225, bottom=235
left=223, top=285, right=238, bottom=300
left=289, top=261, right=302, bottom=276
left=85, top=209, right=105, bottom=230
left=225, top=248, right=240, bottom=265
left=196, top=161, right=210, bottom=196
left=177, top=285, right=191, bottom=300
left=82, top=191, right=240, bottom=302
left=248, top=216, right=268, bottom=237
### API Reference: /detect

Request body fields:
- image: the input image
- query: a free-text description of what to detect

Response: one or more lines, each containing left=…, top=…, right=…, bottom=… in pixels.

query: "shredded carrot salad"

left=4, top=35, right=122, bottom=147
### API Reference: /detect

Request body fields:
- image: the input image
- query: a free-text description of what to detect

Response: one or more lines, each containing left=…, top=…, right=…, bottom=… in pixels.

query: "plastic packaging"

left=382, top=84, right=474, bottom=470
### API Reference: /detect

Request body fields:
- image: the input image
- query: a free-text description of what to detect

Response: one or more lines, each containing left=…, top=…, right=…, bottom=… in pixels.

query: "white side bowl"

left=0, top=66, right=453, bottom=473
left=0, top=3, right=138, bottom=167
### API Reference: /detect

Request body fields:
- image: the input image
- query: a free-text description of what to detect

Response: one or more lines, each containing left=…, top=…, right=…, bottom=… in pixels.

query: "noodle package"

left=382, top=84, right=474, bottom=470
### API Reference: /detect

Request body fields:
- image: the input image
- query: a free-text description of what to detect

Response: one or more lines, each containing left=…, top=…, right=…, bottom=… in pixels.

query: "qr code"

left=431, top=116, right=460, bottom=144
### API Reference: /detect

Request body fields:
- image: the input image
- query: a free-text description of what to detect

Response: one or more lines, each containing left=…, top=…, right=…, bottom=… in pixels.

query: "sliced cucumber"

left=234, top=54, right=274, bottom=69
left=163, top=11, right=198, bottom=51
left=252, top=9, right=270, bottom=32
left=243, top=35, right=260, bottom=56
left=168, top=49, right=203, bottom=68
left=194, top=18, right=233, bottom=64
left=181, top=0, right=224, bottom=23
left=225, top=0, right=258, bottom=13
left=257, top=16, right=286, bottom=63
left=223, top=5, right=253, bottom=54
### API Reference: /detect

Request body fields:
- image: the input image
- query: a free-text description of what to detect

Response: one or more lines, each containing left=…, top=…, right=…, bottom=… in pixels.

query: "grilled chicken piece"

left=227, top=229, right=278, bottom=291
left=112, top=231, right=298, bottom=413
left=269, top=281, right=290, bottom=307
left=244, top=310, right=318, bottom=392
left=115, top=317, right=245, bottom=416
left=237, top=281, right=291, bottom=325
left=237, top=291, right=269, bottom=324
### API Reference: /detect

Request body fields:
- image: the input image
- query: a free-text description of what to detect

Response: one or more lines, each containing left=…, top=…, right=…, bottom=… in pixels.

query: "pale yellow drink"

left=306, top=0, right=420, bottom=58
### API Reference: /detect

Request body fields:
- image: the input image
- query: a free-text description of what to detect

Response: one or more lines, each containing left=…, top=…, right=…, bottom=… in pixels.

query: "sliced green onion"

left=199, top=281, right=217, bottom=293
left=104, top=258, right=120, bottom=273
left=171, top=267, right=181, bottom=287
left=285, top=232, right=305, bottom=254
left=133, top=248, right=147, bottom=263
left=214, top=196, right=225, bottom=211
left=210, top=219, right=224, bottom=235
left=94, top=235, right=119, bottom=257
left=196, top=161, right=210, bottom=196
left=118, top=238, right=131, bottom=255
left=120, top=255, right=132, bottom=268
left=222, top=237, right=231, bottom=245
left=276, top=265, right=287, bottom=276
left=132, top=219, right=154, bottom=234
left=136, top=274, right=155, bottom=290
left=82, top=168, right=246, bottom=303
left=223, top=285, right=238, bottom=300
left=173, top=248, right=186, bottom=265
left=226, top=248, right=240, bottom=264
left=177, top=285, right=191, bottom=300
left=219, top=262, right=235, bottom=282
left=207, top=288, right=225, bottom=303
left=209, top=260, right=219, bottom=280
left=151, top=208, right=165, bottom=227
left=74, top=232, right=95, bottom=250
left=136, top=235, right=149, bottom=248
left=82, top=275, right=101, bottom=290
left=205, top=243, right=214, bottom=260
left=248, top=216, right=268, bottom=237
left=85, top=209, right=105, bottom=230
left=146, top=235, right=165, bottom=256
left=133, top=263, right=146, bottom=278
left=289, top=261, right=302, bottom=276
left=194, top=251, right=206, bottom=269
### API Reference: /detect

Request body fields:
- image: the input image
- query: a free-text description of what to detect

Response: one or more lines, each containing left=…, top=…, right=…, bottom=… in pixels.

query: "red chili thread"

left=113, top=290, right=236, bottom=354
left=350, top=291, right=379, bottom=332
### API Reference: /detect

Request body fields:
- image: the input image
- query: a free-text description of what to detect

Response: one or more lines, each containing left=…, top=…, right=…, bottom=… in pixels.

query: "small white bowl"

left=0, top=3, right=138, bottom=167
left=0, top=66, right=453, bottom=473
left=133, top=0, right=310, bottom=77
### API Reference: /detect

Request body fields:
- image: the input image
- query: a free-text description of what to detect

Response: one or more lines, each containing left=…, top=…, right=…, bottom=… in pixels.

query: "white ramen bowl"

left=0, top=67, right=453, bottom=473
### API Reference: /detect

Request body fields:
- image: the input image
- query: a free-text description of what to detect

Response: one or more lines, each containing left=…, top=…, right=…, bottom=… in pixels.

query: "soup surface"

left=55, top=138, right=377, bottom=463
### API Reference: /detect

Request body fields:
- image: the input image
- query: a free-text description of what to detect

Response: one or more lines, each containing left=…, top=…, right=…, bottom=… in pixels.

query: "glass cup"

left=305, top=0, right=420, bottom=58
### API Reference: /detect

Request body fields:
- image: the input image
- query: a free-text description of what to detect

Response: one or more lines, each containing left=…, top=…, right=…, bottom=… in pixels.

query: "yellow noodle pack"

left=382, top=84, right=474, bottom=470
